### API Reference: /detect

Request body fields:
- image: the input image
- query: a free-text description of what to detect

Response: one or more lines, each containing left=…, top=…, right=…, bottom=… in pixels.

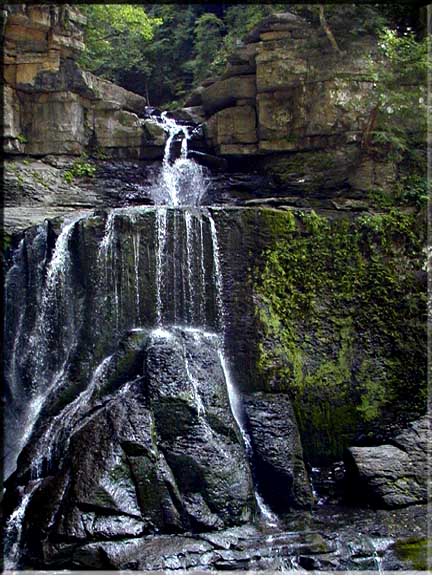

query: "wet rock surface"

left=3, top=205, right=428, bottom=571
left=345, top=416, right=430, bottom=508
left=7, top=328, right=254, bottom=568
left=244, top=393, right=313, bottom=511
left=24, top=503, right=429, bottom=571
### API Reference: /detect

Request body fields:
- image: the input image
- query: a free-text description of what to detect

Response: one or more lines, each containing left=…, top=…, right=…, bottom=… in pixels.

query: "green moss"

left=393, top=538, right=429, bottom=571
left=64, top=158, right=96, bottom=183
left=254, top=208, right=427, bottom=463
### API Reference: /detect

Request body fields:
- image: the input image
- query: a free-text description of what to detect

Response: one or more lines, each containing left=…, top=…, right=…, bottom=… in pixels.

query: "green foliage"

left=1, top=231, right=12, bottom=254
left=17, top=134, right=28, bottom=144
left=78, top=5, right=161, bottom=85
left=366, top=29, right=427, bottom=160
left=77, top=3, right=427, bottom=108
left=192, top=13, right=225, bottom=83
left=64, top=158, right=96, bottom=183
left=254, top=209, right=426, bottom=462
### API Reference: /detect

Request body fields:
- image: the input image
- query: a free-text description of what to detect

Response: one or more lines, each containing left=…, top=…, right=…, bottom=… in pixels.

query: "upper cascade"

left=149, top=112, right=207, bottom=207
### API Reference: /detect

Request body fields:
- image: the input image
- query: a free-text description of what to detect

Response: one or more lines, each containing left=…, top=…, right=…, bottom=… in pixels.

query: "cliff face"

left=3, top=4, right=150, bottom=158
left=186, top=12, right=413, bottom=202
left=197, top=13, right=373, bottom=156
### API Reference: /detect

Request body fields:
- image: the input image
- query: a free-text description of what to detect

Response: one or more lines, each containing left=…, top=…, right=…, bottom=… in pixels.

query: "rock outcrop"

left=3, top=4, right=167, bottom=159
left=185, top=11, right=422, bottom=203
left=190, top=13, right=375, bottom=158
left=345, top=416, right=430, bottom=508
left=244, top=393, right=312, bottom=510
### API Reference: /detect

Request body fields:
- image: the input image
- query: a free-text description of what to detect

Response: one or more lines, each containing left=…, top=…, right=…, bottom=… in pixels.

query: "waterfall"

left=30, top=355, right=113, bottom=480
left=4, top=114, right=277, bottom=569
left=150, top=115, right=278, bottom=524
left=4, top=480, right=43, bottom=570
left=155, top=207, right=167, bottom=325
left=5, top=213, right=87, bottom=479
left=149, top=112, right=207, bottom=207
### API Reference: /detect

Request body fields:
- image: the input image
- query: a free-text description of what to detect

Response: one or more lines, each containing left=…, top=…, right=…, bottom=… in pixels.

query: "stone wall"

left=3, top=4, right=164, bottom=159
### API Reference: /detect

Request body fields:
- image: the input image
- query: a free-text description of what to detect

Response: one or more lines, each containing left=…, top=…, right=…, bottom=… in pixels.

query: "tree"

left=78, top=5, right=162, bottom=90
left=192, top=13, right=225, bottom=83
left=363, top=29, right=428, bottom=157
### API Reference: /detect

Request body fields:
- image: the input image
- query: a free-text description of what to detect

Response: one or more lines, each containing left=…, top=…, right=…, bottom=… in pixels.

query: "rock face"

left=183, top=11, right=422, bottom=202
left=3, top=4, right=166, bottom=159
left=244, top=393, right=312, bottom=510
left=9, top=328, right=254, bottom=567
left=345, top=416, right=430, bottom=508
left=3, top=206, right=428, bottom=570
left=199, top=13, right=375, bottom=157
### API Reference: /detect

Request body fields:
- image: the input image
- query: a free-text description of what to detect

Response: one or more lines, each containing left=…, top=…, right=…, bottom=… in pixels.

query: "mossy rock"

left=253, top=208, right=427, bottom=463
left=393, top=538, right=429, bottom=571
left=258, top=148, right=360, bottom=196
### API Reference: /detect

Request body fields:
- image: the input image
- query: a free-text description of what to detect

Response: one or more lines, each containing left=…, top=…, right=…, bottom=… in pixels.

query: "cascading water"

left=149, top=112, right=207, bottom=207
left=149, top=113, right=277, bottom=525
left=4, top=113, right=276, bottom=570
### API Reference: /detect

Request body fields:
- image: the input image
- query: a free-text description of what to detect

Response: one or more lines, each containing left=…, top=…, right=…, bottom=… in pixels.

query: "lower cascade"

left=3, top=115, right=280, bottom=571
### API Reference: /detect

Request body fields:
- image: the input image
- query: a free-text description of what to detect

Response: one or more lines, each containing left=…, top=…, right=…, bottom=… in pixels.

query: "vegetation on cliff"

left=78, top=3, right=426, bottom=106
left=254, top=209, right=427, bottom=463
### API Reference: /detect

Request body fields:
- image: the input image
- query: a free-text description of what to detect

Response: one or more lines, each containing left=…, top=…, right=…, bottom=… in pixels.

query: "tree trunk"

left=361, top=105, right=379, bottom=150
left=318, top=5, right=342, bottom=54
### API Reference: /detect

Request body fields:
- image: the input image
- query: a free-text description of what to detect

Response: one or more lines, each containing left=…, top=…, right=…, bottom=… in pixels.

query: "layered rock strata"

left=3, top=4, right=166, bottom=159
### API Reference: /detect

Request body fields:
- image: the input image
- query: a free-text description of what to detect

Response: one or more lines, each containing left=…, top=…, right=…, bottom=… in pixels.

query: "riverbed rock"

left=345, top=416, right=429, bottom=508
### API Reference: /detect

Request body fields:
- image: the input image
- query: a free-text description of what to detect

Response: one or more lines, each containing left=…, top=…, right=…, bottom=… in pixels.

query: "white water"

left=155, top=207, right=168, bottom=325
left=131, top=218, right=141, bottom=323
left=149, top=112, right=207, bottom=207
left=149, top=122, right=279, bottom=526
left=219, top=349, right=278, bottom=528
left=370, top=536, right=393, bottom=574
left=5, top=115, right=278, bottom=570
left=30, top=355, right=113, bottom=479
left=207, top=211, right=225, bottom=331
left=5, top=239, right=26, bottom=401
left=4, top=481, right=42, bottom=570
left=185, top=211, right=195, bottom=324
left=99, top=211, right=119, bottom=330
left=16, top=214, right=86, bottom=476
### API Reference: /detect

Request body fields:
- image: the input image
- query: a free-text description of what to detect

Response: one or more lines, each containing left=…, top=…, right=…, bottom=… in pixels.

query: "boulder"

left=244, top=392, right=313, bottom=511
left=184, top=85, right=204, bottom=107
left=93, top=109, right=142, bottom=156
left=345, top=416, right=429, bottom=508
left=17, top=328, right=255, bottom=567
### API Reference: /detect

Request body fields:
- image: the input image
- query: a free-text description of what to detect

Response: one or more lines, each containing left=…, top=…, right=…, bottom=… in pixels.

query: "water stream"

left=4, top=113, right=277, bottom=569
